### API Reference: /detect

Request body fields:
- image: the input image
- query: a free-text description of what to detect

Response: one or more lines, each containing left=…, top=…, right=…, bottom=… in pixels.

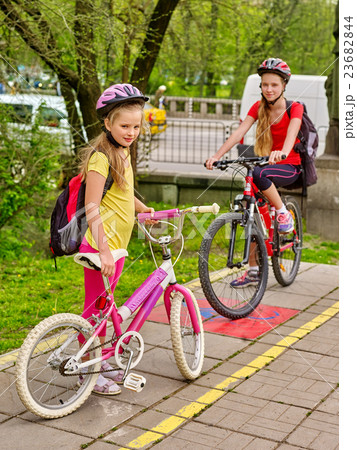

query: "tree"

left=0, top=0, right=101, bottom=145
left=130, top=0, right=180, bottom=92
left=151, top=0, right=336, bottom=98
left=324, top=0, right=339, bottom=156
left=0, top=0, right=180, bottom=175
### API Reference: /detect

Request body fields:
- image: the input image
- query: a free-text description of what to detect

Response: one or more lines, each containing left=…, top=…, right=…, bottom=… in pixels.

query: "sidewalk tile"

left=21, top=395, right=143, bottom=439
left=103, top=424, right=163, bottom=449
left=0, top=417, right=87, bottom=450
left=117, top=373, right=185, bottom=408
left=159, top=421, right=232, bottom=448
left=0, top=372, right=27, bottom=416
left=203, top=333, right=247, bottom=359
left=193, top=371, right=242, bottom=391
left=129, top=409, right=184, bottom=434
left=86, top=441, right=120, bottom=449
left=287, top=411, right=338, bottom=449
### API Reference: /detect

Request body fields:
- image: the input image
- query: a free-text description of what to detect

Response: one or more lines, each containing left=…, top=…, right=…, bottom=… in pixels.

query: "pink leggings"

left=79, top=238, right=125, bottom=341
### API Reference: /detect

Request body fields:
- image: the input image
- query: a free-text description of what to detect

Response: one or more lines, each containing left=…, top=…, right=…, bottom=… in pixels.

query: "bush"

left=0, top=104, right=62, bottom=258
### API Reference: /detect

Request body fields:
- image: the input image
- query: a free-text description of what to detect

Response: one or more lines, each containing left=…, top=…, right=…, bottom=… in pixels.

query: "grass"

left=0, top=202, right=338, bottom=354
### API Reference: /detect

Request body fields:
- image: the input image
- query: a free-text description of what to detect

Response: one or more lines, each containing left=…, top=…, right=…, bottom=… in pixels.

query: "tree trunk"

left=324, top=1, right=339, bottom=156
left=130, top=0, right=180, bottom=92
left=206, top=2, right=218, bottom=98
left=74, top=0, right=102, bottom=141
left=130, top=0, right=180, bottom=178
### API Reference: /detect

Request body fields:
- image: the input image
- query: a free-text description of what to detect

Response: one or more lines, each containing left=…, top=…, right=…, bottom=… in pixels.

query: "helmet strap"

left=261, top=89, right=285, bottom=106
left=105, top=129, right=128, bottom=149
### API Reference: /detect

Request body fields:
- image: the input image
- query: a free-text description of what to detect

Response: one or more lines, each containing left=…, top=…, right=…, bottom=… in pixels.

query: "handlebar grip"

left=137, top=209, right=180, bottom=223
left=204, top=161, right=220, bottom=168
left=194, top=203, right=220, bottom=214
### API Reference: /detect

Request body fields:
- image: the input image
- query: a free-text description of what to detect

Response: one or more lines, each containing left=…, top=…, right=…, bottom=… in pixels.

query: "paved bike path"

left=0, top=262, right=339, bottom=449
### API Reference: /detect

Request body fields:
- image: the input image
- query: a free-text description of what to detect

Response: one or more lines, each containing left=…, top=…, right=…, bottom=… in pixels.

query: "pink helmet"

left=96, top=83, right=149, bottom=118
left=257, top=58, right=291, bottom=83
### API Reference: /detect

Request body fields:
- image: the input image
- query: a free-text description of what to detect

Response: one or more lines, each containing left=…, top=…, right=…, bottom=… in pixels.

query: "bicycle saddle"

left=74, top=249, right=128, bottom=271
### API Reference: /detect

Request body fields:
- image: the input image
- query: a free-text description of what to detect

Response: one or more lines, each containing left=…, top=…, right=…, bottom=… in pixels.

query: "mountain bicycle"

left=199, top=156, right=303, bottom=320
left=15, top=204, right=219, bottom=419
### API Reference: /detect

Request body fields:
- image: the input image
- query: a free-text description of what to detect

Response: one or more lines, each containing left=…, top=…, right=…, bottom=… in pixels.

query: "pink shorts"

left=79, top=238, right=125, bottom=339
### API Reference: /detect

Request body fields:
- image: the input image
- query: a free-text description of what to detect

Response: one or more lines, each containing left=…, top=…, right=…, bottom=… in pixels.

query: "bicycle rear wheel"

left=272, top=196, right=303, bottom=286
left=199, top=212, right=268, bottom=319
left=16, top=313, right=101, bottom=419
left=170, top=289, right=204, bottom=380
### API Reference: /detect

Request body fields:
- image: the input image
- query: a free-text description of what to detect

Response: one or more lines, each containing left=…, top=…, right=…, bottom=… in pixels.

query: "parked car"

left=0, top=94, right=84, bottom=153
left=144, top=102, right=167, bottom=136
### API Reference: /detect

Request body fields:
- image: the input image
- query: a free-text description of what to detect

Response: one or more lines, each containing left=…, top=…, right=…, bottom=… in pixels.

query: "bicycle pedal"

left=124, top=372, right=146, bottom=392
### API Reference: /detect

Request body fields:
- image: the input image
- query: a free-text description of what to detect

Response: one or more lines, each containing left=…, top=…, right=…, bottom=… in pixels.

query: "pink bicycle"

left=15, top=204, right=219, bottom=419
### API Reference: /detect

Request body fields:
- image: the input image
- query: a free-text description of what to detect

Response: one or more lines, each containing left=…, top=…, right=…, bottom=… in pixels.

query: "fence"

left=138, top=119, right=241, bottom=165
left=151, top=96, right=241, bottom=121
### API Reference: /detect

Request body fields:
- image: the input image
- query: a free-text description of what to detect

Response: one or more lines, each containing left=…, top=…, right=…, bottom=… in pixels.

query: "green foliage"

left=0, top=104, right=62, bottom=257
left=148, top=0, right=337, bottom=98
left=1, top=1, right=337, bottom=100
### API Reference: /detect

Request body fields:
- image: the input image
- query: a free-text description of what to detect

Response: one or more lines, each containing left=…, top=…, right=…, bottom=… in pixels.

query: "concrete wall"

left=306, top=155, right=339, bottom=241
left=138, top=173, right=236, bottom=208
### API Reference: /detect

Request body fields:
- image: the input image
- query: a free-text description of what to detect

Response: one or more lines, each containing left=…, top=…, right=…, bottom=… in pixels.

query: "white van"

left=239, top=74, right=329, bottom=156
left=0, top=94, right=86, bottom=153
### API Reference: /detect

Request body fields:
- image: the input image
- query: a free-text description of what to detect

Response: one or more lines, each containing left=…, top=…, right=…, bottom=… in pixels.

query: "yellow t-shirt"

left=84, top=151, right=135, bottom=250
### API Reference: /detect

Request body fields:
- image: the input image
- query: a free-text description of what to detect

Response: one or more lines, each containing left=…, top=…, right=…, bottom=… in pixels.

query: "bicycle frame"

left=63, top=206, right=215, bottom=376
left=217, top=157, right=297, bottom=262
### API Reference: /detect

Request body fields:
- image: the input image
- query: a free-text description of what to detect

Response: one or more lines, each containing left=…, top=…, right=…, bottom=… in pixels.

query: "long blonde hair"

left=254, top=97, right=273, bottom=156
left=79, top=101, right=148, bottom=190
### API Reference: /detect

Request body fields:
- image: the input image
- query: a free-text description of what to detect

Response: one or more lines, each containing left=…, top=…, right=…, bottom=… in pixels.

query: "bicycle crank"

left=114, top=330, right=144, bottom=370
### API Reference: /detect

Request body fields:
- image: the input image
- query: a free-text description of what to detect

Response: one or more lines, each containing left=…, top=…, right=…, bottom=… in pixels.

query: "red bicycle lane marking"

left=148, top=298, right=298, bottom=339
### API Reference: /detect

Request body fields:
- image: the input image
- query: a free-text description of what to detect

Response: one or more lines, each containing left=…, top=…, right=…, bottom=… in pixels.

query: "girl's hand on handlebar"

left=269, top=150, right=286, bottom=164
left=139, top=206, right=158, bottom=225
left=205, top=156, right=219, bottom=170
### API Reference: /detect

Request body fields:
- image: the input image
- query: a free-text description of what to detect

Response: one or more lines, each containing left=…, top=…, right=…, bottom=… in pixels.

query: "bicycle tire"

left=170, top=289, right=204, bottom=380
left=272, top=196, right=303, bottom=286
left=16, top=313, right=101, bottom=419
left=199, top=212, right=268, bottom=319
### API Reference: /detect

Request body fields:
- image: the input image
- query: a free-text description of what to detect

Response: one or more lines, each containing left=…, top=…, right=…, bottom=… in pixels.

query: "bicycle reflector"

left=95, top=296, right=108, bottom=310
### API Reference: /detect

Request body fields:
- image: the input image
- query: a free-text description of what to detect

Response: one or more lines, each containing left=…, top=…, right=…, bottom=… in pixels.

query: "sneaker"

left=277, top=211, right=294, bottom=234
left=230, top=270, right=259, bottom=288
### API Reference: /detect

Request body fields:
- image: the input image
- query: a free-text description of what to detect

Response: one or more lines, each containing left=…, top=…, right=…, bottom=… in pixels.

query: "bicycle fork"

left=227, top=198, right=257, bottom=268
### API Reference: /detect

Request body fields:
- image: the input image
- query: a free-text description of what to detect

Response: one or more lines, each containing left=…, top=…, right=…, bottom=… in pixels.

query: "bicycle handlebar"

left=137, top=209, right=180, bottom=223
left=137, top=203, right=220, bottom=223
left=210, top=154, right=286, bottom=170
left=136, top=203, right=220, bottom=245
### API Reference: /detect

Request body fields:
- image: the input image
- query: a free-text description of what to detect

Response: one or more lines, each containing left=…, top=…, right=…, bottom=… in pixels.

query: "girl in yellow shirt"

left=78, top=84, right=154, bottom=395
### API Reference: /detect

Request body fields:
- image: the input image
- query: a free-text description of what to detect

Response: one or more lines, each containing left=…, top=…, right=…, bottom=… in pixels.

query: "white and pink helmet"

left=257, top=58, right=291, bottom=83
left=96, top=83, right=149, bottom=118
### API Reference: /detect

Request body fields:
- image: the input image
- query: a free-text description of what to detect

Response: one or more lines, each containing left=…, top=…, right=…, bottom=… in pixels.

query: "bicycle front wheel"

left=16, top=313, right=101, bottom=419
left=199, top=212, right=268, bottom=319
left=272, top=196, right=303, bottom=286
left=170, top=289, right=204, bottom=380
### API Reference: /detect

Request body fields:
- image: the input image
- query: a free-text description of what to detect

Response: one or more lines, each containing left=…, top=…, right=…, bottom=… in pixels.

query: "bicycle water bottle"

left=258, top=202, right=271, bottom=229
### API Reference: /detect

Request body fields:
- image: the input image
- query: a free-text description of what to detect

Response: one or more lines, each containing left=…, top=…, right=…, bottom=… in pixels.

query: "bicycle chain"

left=60, top=335, right=124, bottom=377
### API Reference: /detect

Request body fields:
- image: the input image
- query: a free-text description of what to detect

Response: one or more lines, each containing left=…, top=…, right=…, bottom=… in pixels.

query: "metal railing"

left=149, top=96, right=241, bottom=120
left=138, top=119, right=240, bottom=165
